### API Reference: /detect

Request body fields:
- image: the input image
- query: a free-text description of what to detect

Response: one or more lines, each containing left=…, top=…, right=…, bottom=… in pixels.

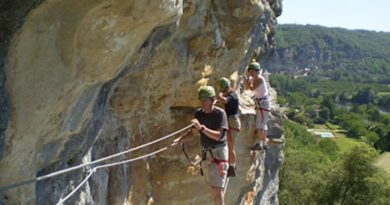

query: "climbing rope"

left=0, top=124, right=193, bottom=192
left=56, top=147, right=168, bottom=205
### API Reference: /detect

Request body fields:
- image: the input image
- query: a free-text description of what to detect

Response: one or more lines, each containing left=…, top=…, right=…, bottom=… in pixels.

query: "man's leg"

left=259, top=129, right=268, bottom=148
left=259, top=99, right=271, bottom=148
left=228, top=117, right=240, bottom=175
left=227, top=131, right=238, bottom=177
left=256, top=128, right=263, bottom=144
left=259, top=109, right=269, bottom=148
left=252, top=127, right=268, bottom=150
left=227, top=131, right=236, bottom=164
left=209, top=146, right=228, bottom=204
left=211, top=186, right=225, bottom=205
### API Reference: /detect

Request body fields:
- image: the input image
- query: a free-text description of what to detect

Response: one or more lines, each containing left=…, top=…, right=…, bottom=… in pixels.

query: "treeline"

left=280, top=120, right=390, bottom=204
left=270, top=73, right=390, bottom=151
left=263, top=24, right=390, bottom=83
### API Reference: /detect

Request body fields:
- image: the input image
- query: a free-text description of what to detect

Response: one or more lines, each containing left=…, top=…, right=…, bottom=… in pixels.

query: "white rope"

left=56, top=169, right=96, bottom=205
left=0, top=124, right=193, bottom=191
left=56, top=147, right=168, bottom=205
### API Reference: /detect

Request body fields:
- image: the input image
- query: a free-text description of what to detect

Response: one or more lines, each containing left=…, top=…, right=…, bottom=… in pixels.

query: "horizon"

left=277, top=23, right=390, bottom=33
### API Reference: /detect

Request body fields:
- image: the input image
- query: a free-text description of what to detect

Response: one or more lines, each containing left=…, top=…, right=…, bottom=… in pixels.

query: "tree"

left=351, top=87, right=377, bottom=104
left=377, top=95, right=390, bottom=109
left=317, top=146, right=390, bottom=205
left=280, top=121, right=390, bottom=205
left=339, top=91, right=351, bottom=102
left=365, top=131, right=380, bottom=146
left=338, top=113, right=368, bottom=138
left=366, top=104, right=381, bottom=121
left=371, top=122, right=390, bottom=151
left=319, top=107, right=331, bottom=121
left=319, top=139, right=339, bottom=159
left=321, top=96, right=336, bottom=120
left=345, top=119, right=368, bottom=138
left=287, top=92, right=307, bottom=107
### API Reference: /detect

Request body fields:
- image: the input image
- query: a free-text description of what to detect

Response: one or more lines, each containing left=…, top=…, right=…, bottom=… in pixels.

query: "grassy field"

left=332, top=131, right=366, bottom=153
left=375, top=152, right=390, bottom=173
left=313, top=123, right=366, bottom=153
left=313, top=123, right=389, bottom=172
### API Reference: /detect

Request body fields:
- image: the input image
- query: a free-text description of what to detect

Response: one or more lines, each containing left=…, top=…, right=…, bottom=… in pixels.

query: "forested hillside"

left=270, top=25, right=390, bottom=204
left=264, top=24, right=390, bottom=83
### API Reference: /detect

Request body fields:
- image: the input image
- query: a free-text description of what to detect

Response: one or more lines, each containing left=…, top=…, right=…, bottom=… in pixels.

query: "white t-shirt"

left=253, top=74, right=268, bottom=99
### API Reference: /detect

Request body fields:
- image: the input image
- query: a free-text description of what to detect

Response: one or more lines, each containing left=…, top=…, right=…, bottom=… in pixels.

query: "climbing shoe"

left=227, top=165, right=237, bottom=177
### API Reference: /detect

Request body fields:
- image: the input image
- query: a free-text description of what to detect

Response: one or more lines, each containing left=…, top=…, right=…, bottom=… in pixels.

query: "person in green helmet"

left=243, top=60, right=271, bottom=151
left=173, top=85, right=229, bottom=205
left=216, top=77, right=241, bottom=177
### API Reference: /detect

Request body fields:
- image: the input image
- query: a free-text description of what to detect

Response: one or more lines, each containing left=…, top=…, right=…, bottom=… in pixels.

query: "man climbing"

left=216, top=77, right=241, bottom=177
left=243, top=60, right=271, bottom=150
left=173, top=85, right=229, bottom=205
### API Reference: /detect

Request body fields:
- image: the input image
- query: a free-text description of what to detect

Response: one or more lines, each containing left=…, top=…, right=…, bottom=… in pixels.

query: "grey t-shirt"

left=194, top=106, right=228, bottom=148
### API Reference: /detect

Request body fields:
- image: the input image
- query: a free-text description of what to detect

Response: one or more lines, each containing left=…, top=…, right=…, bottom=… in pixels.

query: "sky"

left=277, top=0, right=390, bottom=32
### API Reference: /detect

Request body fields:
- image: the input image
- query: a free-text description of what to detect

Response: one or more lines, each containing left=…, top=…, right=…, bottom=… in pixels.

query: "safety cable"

left=0, top=124, right=193, bottom=192
left=56, top=147, right=168, bottom=205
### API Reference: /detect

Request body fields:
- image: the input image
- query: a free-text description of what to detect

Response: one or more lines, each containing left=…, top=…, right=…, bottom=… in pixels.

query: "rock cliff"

left=0, top=0, right=283, bottom=204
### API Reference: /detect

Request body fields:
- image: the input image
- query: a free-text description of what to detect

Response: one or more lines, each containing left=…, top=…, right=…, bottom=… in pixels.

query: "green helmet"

left=219, top=77, right=231, bottom=91
left=198, top=86, right=216, bottom=99
left=248, top=62, right=261, bottom=71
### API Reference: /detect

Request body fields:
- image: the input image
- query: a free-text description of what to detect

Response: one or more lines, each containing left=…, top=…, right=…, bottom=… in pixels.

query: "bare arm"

left=242, top=76, right=251, bottom=90
left=172, top=126, right=197, bottom=146
left=216, top=92, right=227, bottom=104
left=201, top=127, right=225, bottom=141
left=191, top=119, right=224, bottom=141
left=244, top=76, right=262, bottom=91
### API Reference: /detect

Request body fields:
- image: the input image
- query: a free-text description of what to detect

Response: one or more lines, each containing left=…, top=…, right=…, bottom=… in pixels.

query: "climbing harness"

left=254, top=96, right=271, bottom=123
left=228, top=126, right=241, bottom=132
left=201, top=146, right=228, bottom=177
left=210, top=157, right=229, bottom=177
left=181, top=144, right=229, bottom=177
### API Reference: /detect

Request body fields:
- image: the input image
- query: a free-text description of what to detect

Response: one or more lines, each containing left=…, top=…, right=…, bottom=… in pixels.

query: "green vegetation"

left=270, top=24, right=390, bottom=205
left=270, top=73, right=390, bottom=152
left=264, top=24, right=390, bottom=84
left=314, top=123, right=364, bottom=153
left=279, top=120, right=390, bottom=205
left=332, top=131, right=363, bottom=153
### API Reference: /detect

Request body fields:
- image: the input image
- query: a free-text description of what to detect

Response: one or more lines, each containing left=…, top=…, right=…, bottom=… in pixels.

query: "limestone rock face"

left=0, top=0, right=283, bottom=204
